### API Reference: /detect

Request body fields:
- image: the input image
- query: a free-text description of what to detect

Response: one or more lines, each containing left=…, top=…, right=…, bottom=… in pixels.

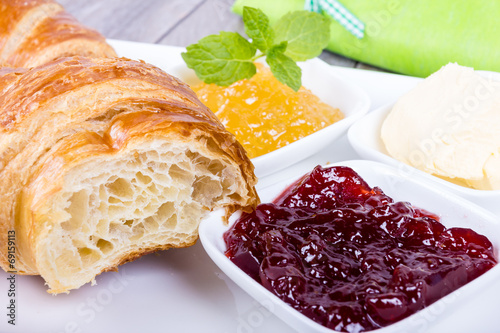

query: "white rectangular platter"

left=1, top=40, right=499, bottom=333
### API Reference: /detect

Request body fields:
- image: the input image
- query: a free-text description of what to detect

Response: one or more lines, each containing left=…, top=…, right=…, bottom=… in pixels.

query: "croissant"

left=0, top=57, right=259, bottom=293
left=0, top=0, right=116, bottom=68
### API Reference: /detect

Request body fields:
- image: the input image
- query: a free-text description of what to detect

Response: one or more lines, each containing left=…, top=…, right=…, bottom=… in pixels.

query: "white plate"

left=2, top=40, right=499, bottom=333
left=348, top=102, right=500, bottom=216
left=200, top=160, right=500, bottom=333
left=168, top=57, right=370, bottom=178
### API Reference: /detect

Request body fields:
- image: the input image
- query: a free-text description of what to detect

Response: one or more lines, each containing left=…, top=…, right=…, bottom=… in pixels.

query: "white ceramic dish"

left=348, top=103, right=500, bottom=216
left=200, top=159, right=500, bottom=333
left=168, top=58, right=371, bottom=178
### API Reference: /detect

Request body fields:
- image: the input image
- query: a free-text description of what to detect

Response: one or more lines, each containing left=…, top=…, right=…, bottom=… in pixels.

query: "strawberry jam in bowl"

left=199, top=160, right=500, bottom=333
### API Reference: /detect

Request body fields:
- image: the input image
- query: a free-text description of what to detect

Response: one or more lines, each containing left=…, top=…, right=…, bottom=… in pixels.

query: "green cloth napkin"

left=232, top=0, right=500, bottom=77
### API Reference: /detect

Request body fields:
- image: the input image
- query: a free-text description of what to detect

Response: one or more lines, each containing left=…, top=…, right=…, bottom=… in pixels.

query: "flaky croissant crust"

left=0, top=0, right=116, bottom=68
left=0, top=57, right=259, bottom=292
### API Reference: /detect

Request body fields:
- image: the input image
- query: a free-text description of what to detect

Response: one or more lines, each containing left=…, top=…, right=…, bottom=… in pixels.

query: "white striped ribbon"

left=305, top=0, right=365, bottom=39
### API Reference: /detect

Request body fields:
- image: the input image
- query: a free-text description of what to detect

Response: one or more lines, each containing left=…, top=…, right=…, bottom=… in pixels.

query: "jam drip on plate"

left=224, top=166, right=496, bottom=332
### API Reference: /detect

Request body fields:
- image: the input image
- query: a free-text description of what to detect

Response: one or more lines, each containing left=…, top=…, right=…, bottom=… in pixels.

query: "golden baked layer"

left=0, top=56, right=258, bottom=293
left=0, top=0, right=116, bottom=67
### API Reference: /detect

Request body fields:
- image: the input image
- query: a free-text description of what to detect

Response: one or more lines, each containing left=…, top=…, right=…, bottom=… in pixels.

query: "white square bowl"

left=199, top=160, right=500, bottom=333
left=347, top=103, right=500, bottom=216
left=168, top=58, right=371, bottom=178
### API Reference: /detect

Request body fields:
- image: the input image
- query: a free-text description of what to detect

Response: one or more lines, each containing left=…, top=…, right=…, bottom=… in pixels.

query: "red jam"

left=224, top=166, right=496, bottom=332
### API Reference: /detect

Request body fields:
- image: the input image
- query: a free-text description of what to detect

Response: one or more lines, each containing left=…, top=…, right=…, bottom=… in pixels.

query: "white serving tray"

left=2, top=40, right=499, bottom=333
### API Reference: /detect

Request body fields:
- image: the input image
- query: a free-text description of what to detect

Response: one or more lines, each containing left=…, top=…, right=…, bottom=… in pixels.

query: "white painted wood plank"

left=157, top=0, right=245, bottom=47
left=57, top=0, right=362, bottom=69
left=58, top=0, right=205, bottom=43
left=355, top=62, right=388, bottom=72
left=319, top=51, right=357, bottom=67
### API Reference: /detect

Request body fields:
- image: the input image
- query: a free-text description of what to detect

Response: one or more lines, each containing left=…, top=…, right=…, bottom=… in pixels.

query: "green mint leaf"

left=269, top=40, right=287, bottom=54
left=181, top=31, right=257, bottom=86
left=243, top=6, right=274, bottom=53
left=266, top=43, right=302, bottom=92
left=274, top=11, right=330, bottom=62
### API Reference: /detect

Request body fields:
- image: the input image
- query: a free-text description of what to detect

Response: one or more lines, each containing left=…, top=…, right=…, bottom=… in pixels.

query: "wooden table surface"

left=58, top=0, right=379, bottom=71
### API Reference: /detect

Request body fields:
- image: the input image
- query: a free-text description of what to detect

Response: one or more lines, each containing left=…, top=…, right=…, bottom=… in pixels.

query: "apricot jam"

left=192, top=64, right=343, bottom=158
left=224, top=166, right=496, bottom=332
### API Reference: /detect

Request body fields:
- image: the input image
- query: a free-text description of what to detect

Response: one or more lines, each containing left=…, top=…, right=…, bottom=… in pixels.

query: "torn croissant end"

left=0, top=57, right=259, bottom=293
left=0, top=0, right=117, bottom=68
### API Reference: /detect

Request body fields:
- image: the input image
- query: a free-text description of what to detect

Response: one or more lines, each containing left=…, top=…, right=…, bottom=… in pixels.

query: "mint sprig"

left=181, top=32, right=257, bottom=86
left=275, top=11, right=331, bottom=62
left=181, top=7, right=330, bottom=92
left=266, top=42, right=302, bottom=92
left=243, top=6, right=274, bottom=53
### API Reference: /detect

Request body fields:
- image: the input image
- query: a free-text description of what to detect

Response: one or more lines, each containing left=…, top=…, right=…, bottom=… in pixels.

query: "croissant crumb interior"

left=31, top=142, right=243, bottom=291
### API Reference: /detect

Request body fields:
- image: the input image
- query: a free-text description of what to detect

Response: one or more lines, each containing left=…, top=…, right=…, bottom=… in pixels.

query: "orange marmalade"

left=192, top=63, right=343, bottom=158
